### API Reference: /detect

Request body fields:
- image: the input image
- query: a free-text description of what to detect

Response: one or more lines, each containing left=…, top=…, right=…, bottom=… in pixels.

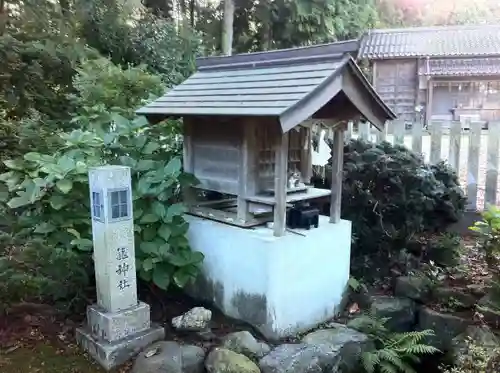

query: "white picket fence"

left=343, top=120, right=500, bottom=212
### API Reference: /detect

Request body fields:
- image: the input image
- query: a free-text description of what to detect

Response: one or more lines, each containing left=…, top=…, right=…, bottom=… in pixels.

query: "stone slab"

left=76, top=324, right=165, bottom=371
left=87, top=302, right=151, bottom=342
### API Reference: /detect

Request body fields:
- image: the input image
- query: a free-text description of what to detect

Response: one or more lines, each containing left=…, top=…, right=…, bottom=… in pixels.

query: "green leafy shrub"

left=0, top=113, right=202, bottom=291
left=348, top=313, right=439, bottom=373
left=425, top=233, right=463, bottom=267
left=470, top=205, right=500, bottom=273
left=314, top=139, right=466, bottom=256
left=0, top=233, right=92, bottom=314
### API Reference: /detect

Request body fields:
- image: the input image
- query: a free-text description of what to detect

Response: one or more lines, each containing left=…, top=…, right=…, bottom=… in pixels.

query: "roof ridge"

left=369, top=24, right=500, bottom=34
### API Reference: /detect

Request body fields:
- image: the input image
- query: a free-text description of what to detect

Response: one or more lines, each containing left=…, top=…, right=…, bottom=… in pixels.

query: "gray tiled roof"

left=359, top=25, right=500, bottom=59
left=137, top=42, right=396, bottom=132
left=419, top=57, right=500, bottom=76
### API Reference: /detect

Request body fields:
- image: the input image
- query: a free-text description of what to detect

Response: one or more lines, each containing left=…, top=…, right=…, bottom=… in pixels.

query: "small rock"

left=370, top=296, right=416, bottom=332
left=132, top=341, right=205, bottom=373
left=418, top=307, right=471, bottom=351
left=221, top=331, right=270, bottom=361
left=301, top=324, right=373, bottom=372
left=432, top=287, right=477, bottom=308
left=395, top=276, right=431, bottom=303
left=206, top=348, right=260, bottom=373
left=172, top=307, right=212, bottom=331
left=259, top=343, right=341, bottom=373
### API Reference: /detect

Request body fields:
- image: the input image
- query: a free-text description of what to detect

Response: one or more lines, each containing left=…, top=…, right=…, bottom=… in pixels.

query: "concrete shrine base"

left=185, top=215, right=352, bottom=340
left=76, top=302, right=164, bottom=370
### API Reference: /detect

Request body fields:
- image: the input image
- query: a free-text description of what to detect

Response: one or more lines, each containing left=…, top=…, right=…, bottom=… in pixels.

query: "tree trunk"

left=189, top=0, right=195, bottom=27
left=221, top=0, right=234, bottom=56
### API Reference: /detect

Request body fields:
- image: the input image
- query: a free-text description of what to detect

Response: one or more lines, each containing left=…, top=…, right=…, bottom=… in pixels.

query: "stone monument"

left=76, top=165, right=164, bottom=370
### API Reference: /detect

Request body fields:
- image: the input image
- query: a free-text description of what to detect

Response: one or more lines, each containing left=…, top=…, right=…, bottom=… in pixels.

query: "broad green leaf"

left=24, top=152, right=43, bottom=162
left=140, top=213, right=159, bottom=224
left=142, top=258, right=154, bottom=271
left=67, top=228, right=81, bottom=239
left=173, top=268, right=192, bottom=288
left=0, top=171, right=15, bottom=182
left=7, top=195, right=31, bottom=209
left=0, top=191, right=8, bottom=202
left=165, top=203, right=186, bottom=221
left=119, top=156, right=137, bottom=168
left=136, top=160, right=157, bottom=171
left=164, top=157, right=181, bottom=175
left=56, top=179, right=73, bottom=194
left=71, top=238, right=93, bottom=251
left=3, top=159, right=24, bottom=170
left=169, top=250, right=204, bottom=267
left=152, top=265, right=172, bottom=290
left=142, top=226, right=157, bottom=241
left=158, top=224, right=172, bottom=242
left=152, top=201, right=166, bottom=219
left=140, top=241, right=159, bottom=255
left=50, top=195, right=67, bottom=210
left=142, top=142, right=161, bottom=155
left=34, top=222, right=56, bottom=234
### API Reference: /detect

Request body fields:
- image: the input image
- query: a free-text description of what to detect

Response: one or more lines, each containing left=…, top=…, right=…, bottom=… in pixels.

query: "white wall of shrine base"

left=185, top=214, right=352, bottom=340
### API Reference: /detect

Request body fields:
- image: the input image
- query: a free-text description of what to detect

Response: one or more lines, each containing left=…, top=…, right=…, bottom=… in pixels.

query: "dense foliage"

left=321, top=139, right=466, bottom=257
left=348, top=313, right=439, bottom=373
left=0, top=58, right=203, bottom=293
left=0, top=233, right=92, bottom=313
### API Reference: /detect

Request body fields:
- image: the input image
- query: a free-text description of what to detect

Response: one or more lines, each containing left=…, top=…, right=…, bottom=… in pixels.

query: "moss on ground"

left=0, top=343, right=116, bottom=373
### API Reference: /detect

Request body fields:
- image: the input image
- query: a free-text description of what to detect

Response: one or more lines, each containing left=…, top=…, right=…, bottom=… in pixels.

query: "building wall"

left=373, top=58, right=500, bottom=124
left=373, top=59, right=418, bottom=122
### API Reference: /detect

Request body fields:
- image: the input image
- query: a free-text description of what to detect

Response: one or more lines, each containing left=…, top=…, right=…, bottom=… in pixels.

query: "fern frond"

left=378, top=349, right=408, bottom=372
left=379, top=360, right=398, bottom=373
left=404, top=344, right=440, bottom=355
left=361, top=351, right=379, bottom=373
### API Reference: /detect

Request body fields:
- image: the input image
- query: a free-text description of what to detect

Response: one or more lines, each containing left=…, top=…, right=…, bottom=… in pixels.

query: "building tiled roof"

left=419, top=57, right=500, bottom=76
left=359, top=25, right=500, bottom=59
left=137, top=41, right=396, bottom=132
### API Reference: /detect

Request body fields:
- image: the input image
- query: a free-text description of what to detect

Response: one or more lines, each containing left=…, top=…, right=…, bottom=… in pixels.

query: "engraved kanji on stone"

left=116, top=247, right=129, bottom=261
left=117, top=279, right=131, bottom=291
left=116, top=263, right=130, bottom=276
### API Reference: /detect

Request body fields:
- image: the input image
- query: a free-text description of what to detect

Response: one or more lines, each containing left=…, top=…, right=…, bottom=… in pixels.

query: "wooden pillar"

left=330, top=128, right=344, bottom=223
left=300, top=126, right=312, bottom=184
left=425, top=78, right=434, bottom=127
left=237, top=120, right=257, bottom=223
left=182, top=117, right=196, bottom=206
left=273, top=132, right=289, bottom=237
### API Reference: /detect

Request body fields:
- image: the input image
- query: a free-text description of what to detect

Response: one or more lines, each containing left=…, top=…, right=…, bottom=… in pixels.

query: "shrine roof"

left=137, top=41, right=396, bottom=132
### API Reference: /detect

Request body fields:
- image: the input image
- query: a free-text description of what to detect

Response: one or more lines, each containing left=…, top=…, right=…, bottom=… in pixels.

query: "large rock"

left=301, top=323, right=373, bottom=372
left=221, top=331, right=270, bottom=361
left=259, top=343, right=341, bottom=373
left=394, top=276, right=431, bottom=303
left=206, top=348, right=261, bottom=373
left=418, top=307, right=470, bottom=351
left=432, top=287, right=477, bottom=308
left=477, top=295, right=500, bottom=327
left=451, top=325, right=499, bottom=362
left=172, top=307, right=212, bottom=331
left=370, top=296, right=416, bottom=332
left=132, top=341, right=205, bottom=373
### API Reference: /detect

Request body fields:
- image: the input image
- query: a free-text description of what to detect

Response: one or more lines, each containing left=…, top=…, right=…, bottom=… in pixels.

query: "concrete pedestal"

left=76, top=302, right=164, bottom=370
left=186, top=215, right=352, bottom=340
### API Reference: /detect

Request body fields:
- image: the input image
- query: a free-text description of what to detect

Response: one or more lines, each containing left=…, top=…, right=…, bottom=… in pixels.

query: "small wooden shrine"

left=137, top=43, right=396, bottom=237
